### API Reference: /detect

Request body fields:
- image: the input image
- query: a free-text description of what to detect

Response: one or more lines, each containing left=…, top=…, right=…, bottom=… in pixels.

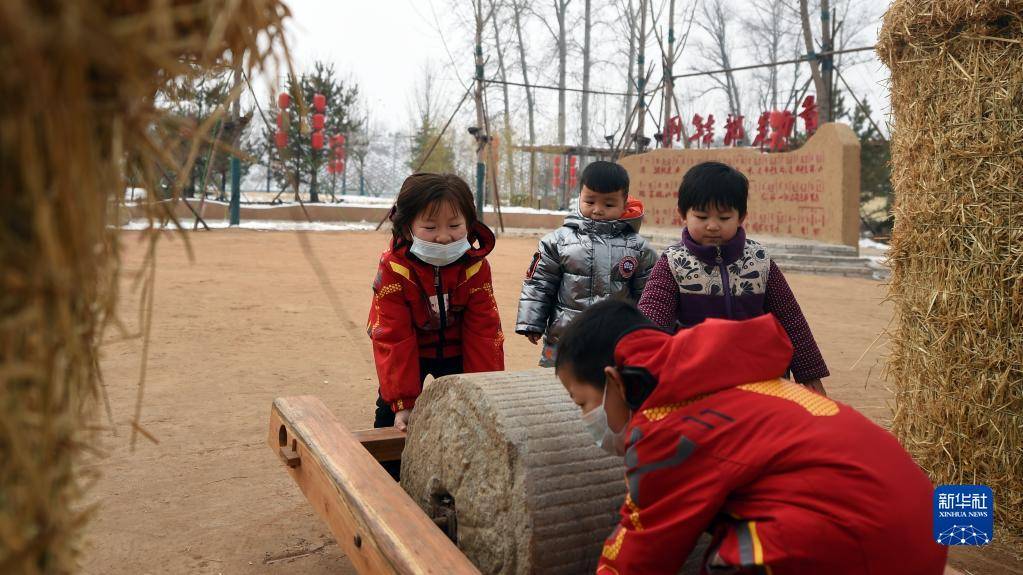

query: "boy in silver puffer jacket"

left=516, top=161, right=658, bottom=367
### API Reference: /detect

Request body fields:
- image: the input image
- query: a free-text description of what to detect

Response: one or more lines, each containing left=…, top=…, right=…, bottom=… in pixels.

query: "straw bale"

left=0, top=1, right=289, bottom=572
left=879, top=1, right=1023, bottom=540
left=880, top=0, right=1023, bottom=57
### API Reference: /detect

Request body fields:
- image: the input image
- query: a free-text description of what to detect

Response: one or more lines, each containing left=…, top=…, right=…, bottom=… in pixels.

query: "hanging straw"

left=0, top=1, right=291, bottom=572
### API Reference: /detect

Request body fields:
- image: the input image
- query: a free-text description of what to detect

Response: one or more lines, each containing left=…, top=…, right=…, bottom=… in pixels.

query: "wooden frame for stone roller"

left=268, top=395, right=480, bottom=574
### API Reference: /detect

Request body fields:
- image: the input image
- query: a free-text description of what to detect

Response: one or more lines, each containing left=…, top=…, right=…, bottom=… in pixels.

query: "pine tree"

left=409, top=119, right=456, bottom=174
left=159, top=64, right=253, bottom=199
left=263, top=62, right=361, bottom=202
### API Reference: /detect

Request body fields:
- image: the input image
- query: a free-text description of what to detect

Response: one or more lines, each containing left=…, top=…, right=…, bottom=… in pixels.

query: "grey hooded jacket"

left=515, top=208, right=658, bottom=346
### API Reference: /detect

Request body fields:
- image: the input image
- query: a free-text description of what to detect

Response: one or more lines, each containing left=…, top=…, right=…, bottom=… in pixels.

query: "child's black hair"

left=555, top=299, right=653, bottom=389
left=579, top=160, right=629, bottom=197
left=388, top=173, right=478, bottom=245
left=677, top=161, right=748, bottom=218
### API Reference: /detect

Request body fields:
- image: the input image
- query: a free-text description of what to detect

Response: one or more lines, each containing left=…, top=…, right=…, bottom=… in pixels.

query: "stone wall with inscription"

left=618, top=122, right=861, bottom=247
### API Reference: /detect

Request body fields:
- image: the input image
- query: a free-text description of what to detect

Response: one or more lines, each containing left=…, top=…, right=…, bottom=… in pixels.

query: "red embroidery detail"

left=619, top=256, right=639, bottom=279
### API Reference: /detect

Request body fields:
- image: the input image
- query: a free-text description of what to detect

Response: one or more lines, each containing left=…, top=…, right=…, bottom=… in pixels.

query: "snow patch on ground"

left=859, top=237, right=890, bottom=251
left=119, top=219, right=377, bottom=232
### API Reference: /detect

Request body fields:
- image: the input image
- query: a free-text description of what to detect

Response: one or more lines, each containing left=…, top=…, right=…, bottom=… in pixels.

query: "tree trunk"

left=799, top=0, right=828, bottom=122
left=490, top=0, right=516, bottom=200
left=635, top=0, right=648, bottom=153
left=821, top=0, right=833, bottom=122
left=662, top=0, right=675, bottom=148
left=310, top=165, right=319, bottom=203
left=512, top=0, right=538, bottom=205
left=624, top=0, right=636, bottom=125
left=581, top=0, right=592, bottom=159
left=474, top=0, right=487, bottom=209
left=556, top=0, right=568, bottom=148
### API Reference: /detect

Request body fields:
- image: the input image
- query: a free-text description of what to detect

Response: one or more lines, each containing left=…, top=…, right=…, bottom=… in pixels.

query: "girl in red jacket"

left=368, top=173, right=504, bottom=438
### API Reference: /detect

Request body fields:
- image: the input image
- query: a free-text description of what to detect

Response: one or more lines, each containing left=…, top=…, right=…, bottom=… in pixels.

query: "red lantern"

left=313, top=93, right=326, bottom=112
left=311, top=131, right=324, bottom=150
left=313, top=113, right=325, bottom=130
left=277, top=92, right=291, bottom=109
left=335, top=159, right=345, bottom=174
left=275, top=131, right=287, bottom=148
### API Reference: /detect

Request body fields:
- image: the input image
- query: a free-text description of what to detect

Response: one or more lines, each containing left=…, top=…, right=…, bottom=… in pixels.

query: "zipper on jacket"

left=434, top=266, right=447, bottom=358
left=716, top=245, right=733, bottom=319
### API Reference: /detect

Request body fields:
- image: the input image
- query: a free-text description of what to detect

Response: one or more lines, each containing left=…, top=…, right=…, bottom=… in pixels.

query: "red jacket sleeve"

left=597, top=423, right=734, bottom=575
left=367, top=259, right=421, bottom=412
left=460, top=259, right=505, bottom=373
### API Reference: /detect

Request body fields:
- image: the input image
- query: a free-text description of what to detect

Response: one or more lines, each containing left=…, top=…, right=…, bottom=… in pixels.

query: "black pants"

left=373, top=355, right=463, bottom=479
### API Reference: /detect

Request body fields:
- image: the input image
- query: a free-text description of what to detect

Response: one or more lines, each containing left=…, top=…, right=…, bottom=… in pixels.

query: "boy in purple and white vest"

left=638, top=161, right=829, bottom=393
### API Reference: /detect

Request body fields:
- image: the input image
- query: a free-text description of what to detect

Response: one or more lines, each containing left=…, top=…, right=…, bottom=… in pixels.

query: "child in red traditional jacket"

left=555, top=299, right=947, bottom=575
left=368, top=173, right=505, bottom=435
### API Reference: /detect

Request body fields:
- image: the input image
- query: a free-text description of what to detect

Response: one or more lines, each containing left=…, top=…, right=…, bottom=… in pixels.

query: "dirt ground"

left=80, top=229, right=1016, bottom=574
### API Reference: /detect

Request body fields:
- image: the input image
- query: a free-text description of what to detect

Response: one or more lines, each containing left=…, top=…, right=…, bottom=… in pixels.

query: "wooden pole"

left=635, top=0, right=648, bottom=153
left=473, top=0, right=487, bottom=220
left=663, top=0, right=676, bottom=148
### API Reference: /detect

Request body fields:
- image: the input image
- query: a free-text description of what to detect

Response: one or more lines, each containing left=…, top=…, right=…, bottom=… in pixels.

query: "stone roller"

left=401, top=369, right=627, bottom=575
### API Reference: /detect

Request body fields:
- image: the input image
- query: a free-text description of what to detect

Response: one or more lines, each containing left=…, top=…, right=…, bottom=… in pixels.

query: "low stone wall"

left=127, top=200, right=570, bottom=231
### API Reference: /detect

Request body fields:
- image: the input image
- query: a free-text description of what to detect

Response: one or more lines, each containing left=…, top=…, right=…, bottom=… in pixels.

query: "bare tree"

left=660, top=0, right=677, bottom=147
left=614, top=0, right=641, bottom=124
left=554, top=0, right=572, bottom=146
left=510, top=0, right=538, bottom=203
left=634, top=0, right=650, bottom=151
left=744, top=0, right=797, bottom=112
left=471, top=0, right=495, bottom=208
left=651, top=0, right=697, bottom=147
left=796, top=0, right=875, bottom=122
left=825, top=0, right=877, bottom=119
left=534, top=0, right=573, bottom=146
left=488, top=0, right=517, bottom=198
left=696, top=0, right=743, bottom=129
left=580, top=0, right=593, bottom=154
left=798, top=0, right=828, bottom=121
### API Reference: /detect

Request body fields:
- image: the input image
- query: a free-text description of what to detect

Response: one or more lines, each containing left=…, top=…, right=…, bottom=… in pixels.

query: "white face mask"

left=409, top=234, right=471, bottom=267
left=580, top=385, right=629, bottom=456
